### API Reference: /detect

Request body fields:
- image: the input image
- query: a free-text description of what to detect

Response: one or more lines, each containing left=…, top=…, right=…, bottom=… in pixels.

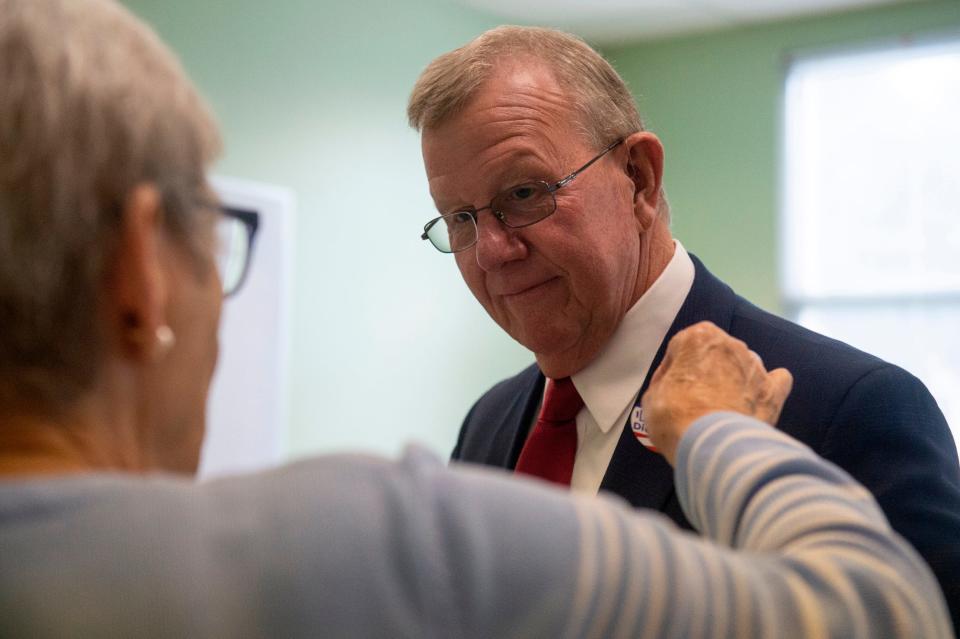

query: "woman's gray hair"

left=0, top=0, right=221, bottom=413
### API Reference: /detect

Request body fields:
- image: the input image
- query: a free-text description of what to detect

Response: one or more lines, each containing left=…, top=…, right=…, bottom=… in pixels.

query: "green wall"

left=121, top=0, right=960, bottom=459
left=120, top=0, right=534, bottom=459
left=605, top=0, right=960, bottom=312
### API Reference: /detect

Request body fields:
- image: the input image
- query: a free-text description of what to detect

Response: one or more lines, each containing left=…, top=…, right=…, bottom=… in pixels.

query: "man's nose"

left=474, top=211, right=527, bottom=272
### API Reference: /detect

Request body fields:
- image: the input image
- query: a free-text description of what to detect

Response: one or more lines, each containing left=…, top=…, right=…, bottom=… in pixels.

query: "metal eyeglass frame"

left=421, top=138, right=624, bottom=253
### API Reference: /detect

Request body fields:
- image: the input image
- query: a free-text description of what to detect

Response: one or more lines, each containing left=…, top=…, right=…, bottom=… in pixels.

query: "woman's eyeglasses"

left=215, top=206, right=259, bottom=297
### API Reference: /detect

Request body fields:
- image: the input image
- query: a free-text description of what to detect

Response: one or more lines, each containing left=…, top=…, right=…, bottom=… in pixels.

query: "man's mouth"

left=500, top=277, right=560, bottom=298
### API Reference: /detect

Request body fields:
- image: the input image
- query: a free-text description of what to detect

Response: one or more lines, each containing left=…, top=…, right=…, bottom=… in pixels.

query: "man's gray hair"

left=408, top=26, right=644, bottom=148
left=407, top=25, right=668, bottom=216
left=0, top=0, right=220, bottom=413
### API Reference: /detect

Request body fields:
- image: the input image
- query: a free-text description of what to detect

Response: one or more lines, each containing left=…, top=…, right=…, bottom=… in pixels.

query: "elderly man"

left=409, top=25, right=960, bottom=628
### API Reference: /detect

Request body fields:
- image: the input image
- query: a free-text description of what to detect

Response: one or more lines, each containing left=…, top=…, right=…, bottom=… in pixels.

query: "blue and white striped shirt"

left=0, top=413, right=952, bottom=637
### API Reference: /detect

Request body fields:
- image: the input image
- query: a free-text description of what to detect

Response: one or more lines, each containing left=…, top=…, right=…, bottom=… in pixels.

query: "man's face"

left=422, top=61, right=653, bottom=377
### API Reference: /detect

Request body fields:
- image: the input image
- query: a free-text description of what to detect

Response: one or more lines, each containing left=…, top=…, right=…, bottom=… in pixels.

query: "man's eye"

left=510, top=185, right=538, bottom=201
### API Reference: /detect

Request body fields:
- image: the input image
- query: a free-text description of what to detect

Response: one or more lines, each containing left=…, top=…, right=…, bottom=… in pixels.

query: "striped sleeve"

left=559, top=412, right=954, bottom=639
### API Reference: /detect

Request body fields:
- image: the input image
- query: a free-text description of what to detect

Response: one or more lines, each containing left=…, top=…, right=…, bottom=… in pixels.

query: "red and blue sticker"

left=629, top=405, right=658, bottom=452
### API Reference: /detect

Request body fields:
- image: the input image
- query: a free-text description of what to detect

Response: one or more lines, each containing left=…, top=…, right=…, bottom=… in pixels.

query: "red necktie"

left=514, top=377, right=583, bottom=486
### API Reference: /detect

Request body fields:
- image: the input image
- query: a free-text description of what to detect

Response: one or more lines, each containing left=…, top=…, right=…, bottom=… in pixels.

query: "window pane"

left=783, top=40, right=960, bottom=299
left=797, top=303, right=960, bottom=451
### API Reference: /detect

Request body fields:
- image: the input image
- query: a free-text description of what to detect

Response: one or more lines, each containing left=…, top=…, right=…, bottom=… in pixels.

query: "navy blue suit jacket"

left=452, top=254, right=960, bottom=630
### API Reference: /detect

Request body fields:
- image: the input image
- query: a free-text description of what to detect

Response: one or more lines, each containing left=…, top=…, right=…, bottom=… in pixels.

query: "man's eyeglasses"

left=421, top=138, right=623, bottom=254
left=215, top=206, right=259, bottom=297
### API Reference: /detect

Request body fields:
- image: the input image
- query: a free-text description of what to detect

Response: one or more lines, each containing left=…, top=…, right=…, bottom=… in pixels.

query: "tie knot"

left=540, top=377, right=584, bottom=424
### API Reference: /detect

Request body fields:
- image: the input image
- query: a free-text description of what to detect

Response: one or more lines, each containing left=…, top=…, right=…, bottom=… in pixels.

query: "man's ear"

left=623, top=131, right=665, bottom=232
left=107, top=184, right=170, bottom=362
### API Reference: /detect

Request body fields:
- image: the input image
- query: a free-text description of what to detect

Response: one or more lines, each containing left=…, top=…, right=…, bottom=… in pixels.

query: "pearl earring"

left=154, top=325, right=176, bottom=359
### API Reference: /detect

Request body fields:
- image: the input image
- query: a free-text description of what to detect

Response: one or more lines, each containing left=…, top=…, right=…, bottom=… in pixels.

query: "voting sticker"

left=630, top=406, right=658, bottom=452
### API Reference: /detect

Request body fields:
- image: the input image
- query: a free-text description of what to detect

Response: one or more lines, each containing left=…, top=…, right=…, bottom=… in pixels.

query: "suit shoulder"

left=467, top=363, right=541, bottom=415
left=729, top=298, right=887, bottom=383
left=726, top=297, right=951, bottom=448
left=452, top=363, right=541, bottom=464
left=461, top=363, right=541, bottom=433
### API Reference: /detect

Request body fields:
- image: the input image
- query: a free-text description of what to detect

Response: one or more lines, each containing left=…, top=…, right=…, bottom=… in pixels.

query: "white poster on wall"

left=199, top=176, right=295, bottom=478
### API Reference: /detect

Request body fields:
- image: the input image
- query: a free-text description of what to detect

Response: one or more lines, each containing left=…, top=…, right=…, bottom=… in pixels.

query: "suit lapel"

left=499, top=366, right=545, bottom=470
left=599, top=254, right=739, bottom=511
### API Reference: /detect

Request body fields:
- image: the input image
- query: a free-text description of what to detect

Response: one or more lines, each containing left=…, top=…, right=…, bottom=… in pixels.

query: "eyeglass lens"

left=426, top=181, right=555, bottom=253
left=215, top=216, right=251, bottom=296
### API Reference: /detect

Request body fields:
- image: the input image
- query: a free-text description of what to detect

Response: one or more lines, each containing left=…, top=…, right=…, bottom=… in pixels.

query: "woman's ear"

left=107, top=184, right=173, bottom=362
left=623, top=131, right=665, bottom=232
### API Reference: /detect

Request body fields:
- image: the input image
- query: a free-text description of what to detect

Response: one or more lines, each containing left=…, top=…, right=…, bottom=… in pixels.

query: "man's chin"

left=502, top=322, right=562, bottom=352
left=507, top=326, right=585, bottom=375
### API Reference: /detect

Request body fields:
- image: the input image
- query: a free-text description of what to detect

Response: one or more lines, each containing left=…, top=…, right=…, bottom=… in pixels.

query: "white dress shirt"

left=568, top=241, right=695, bottom=494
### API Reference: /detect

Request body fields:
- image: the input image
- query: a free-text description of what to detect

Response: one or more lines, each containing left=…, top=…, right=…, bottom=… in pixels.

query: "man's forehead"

left=422, top=120, right=566, bottom=203
left=470, top=58, right=568, bottom=115
left=425, top=147, right=546, bottom=210
left=425, top=59, right=569, bottom=133
left=423, top=118, right=555, bottom=170
left=419, top=59, right=590, bottom=207
left=422, top=70, right=575, bottom=166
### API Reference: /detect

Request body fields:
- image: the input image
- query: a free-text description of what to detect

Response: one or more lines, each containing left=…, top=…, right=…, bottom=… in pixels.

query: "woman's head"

left=0, top=0, right=224, bottom=472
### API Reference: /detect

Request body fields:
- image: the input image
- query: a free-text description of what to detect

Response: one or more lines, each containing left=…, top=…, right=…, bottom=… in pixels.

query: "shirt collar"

left=572, top=241, right=695, bottom=434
